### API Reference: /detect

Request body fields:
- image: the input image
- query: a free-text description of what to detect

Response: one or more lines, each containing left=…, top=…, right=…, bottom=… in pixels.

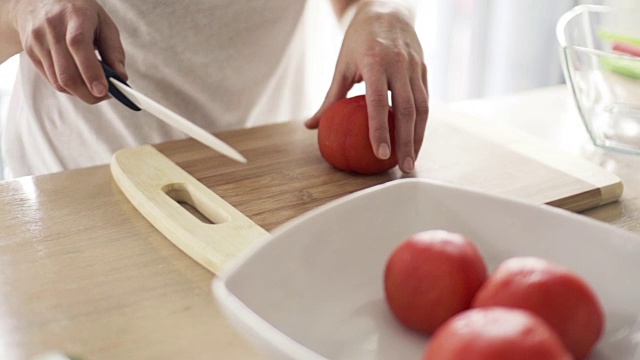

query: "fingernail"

left=118, top=61, right=128, bottom=78
left=91, top=81, right=106, bottom=97
left=378, top=144, right=390, bottom=159
left=403, top=157, right=414, bottom=172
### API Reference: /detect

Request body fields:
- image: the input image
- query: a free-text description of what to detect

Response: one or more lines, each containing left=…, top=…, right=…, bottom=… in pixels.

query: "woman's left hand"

left=305, top=1, right=429, bottom=173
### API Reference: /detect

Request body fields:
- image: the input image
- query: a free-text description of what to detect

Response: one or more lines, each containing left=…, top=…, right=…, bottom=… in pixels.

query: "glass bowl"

left=557, top=5, right=640, bottom=154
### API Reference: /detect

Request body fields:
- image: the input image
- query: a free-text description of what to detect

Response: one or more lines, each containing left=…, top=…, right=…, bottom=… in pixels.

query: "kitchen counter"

left=0, top=85, right=638, bottom=359
left=449, top=86, right=640, bottom=234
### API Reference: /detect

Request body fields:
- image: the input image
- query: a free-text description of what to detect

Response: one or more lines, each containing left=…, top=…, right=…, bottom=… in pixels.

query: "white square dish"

left=212, top=178, right=640, bottom=360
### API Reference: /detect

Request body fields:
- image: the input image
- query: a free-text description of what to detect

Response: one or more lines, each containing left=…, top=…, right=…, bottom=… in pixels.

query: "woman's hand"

left=11, top=0, right=126, bottom=104
left=305, top=1, right=428, bottom=173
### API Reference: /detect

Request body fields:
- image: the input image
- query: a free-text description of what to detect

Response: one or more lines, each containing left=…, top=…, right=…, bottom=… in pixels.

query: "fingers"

left=95, top=12, right=127, bottom=80
left=18, top=1, right=124, bottom=104
left=365, top=53, right=426, bottom=173
left=364, top=69, right=392, bottom=161
left=33, top=50, right=70, bottom=95
left=65, top=14, right=108, bottom=99
left=47, top=15, right=105, bottom=103
left=366, top=47, right=427, bottom=173
left=389, top=70, right=415, bottom=173
left=23, top=26, right=66, bottom=93
left=304, top=66, right=351, bottom=129
left=412, top=62, right=429, bottom=158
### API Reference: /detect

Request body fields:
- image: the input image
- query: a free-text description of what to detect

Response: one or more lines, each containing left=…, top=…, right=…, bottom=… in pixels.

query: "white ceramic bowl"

left=213, top=178, right=640, bottom=360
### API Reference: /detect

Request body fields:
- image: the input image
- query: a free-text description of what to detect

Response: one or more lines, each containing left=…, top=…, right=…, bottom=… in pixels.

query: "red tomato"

left=472, top=257, right=604, bottom=360
left=384, top=230, right=488, bottom=334
left=317, top=95, right=397, bottom=175
left=423, top=307, right=573, bottom=360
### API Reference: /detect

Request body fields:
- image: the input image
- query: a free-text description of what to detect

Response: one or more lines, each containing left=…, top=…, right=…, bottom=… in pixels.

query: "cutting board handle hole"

left=162, top=183, right=230, bottom=225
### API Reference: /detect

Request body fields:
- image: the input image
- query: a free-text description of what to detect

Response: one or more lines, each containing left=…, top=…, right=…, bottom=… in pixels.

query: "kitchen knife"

left=101, top=61, right=247, bottom=164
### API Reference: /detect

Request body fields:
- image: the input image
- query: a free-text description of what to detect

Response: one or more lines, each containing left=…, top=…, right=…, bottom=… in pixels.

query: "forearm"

left=0, top=0, right=22, bottom=64
left=330, top=0, right=417, bottom=23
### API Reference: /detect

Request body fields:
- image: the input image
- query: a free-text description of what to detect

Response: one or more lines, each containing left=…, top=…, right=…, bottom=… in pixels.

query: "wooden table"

left=0, top=85, right=638, bottom=360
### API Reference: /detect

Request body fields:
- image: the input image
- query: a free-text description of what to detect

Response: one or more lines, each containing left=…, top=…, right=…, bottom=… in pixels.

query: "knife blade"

left=101, top=61, right=247, bottom=164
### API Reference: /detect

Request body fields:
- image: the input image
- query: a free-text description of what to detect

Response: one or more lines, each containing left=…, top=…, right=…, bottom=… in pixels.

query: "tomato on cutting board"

left=472, top=257, right=604, bottom=360
left=317, top=95, right=397, bottom=175
left=384, top=230, right=488, bottom=334
left=423, top=307, right=573, bottom=360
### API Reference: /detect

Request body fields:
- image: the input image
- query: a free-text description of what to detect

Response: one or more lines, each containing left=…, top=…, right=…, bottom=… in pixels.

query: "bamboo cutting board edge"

left=111, top=145, right=269, bottom=274
left=442, top=110, right=623, bottom=207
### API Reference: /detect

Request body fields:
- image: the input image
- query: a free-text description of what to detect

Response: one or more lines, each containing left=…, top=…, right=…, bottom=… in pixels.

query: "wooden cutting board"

left=111, top=109, right=623, bottom=274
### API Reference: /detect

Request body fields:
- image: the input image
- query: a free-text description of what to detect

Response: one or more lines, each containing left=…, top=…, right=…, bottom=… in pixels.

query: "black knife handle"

left=100, top=60, right=141, bottom=111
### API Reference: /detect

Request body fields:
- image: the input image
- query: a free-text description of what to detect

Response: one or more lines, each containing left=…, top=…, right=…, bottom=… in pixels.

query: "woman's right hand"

left=11, top=0, right=126, bottom=104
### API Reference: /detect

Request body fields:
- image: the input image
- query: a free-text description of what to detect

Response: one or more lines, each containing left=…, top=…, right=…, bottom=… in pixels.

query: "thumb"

left=305, top=72, right=352, bottom=129
left=96, top=12, right=127, bottom=80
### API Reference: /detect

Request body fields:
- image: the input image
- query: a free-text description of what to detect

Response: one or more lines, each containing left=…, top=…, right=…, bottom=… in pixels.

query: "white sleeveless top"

left=3, top=0, right=308, bottom=178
